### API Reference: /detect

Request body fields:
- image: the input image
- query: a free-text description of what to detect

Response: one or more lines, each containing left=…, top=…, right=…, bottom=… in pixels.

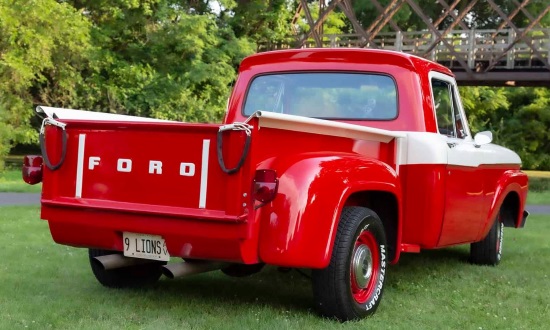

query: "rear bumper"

left=41, top=201, right=257, bottom=263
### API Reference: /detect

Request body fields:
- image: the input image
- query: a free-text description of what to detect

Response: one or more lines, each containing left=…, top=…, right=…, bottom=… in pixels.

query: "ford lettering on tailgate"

left=68, top=130, right=219, bottom=210
left=88, top=157, right=197, bottom=176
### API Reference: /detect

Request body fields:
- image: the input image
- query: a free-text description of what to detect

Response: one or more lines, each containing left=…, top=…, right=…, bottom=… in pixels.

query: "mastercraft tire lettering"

left=312, top=206, right=387, bottom=321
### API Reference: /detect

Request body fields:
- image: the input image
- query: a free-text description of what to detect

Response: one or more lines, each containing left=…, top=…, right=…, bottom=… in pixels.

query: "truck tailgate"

left=41, top=119, right=249, bottom=221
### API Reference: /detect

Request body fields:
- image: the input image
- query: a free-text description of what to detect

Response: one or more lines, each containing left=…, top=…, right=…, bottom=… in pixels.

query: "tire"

left=221, top=263, right=265, bottom=277
left=89, top=249, right=166, bottom=288
left=312, top=206, right=388, bottom=321
left=470, top=213, right=503, bottom=266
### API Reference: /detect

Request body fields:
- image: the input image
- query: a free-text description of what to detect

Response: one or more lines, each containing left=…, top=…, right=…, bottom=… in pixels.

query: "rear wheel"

left=312, top=206, right=387, bottom=321
left=89, top=249, right=165, bottom=288
left=470, top=212, right=503, bottom=266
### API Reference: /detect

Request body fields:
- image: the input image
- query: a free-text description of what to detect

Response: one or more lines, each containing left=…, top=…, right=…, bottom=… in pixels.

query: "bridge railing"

left=259, top=28, right=550, bottom=71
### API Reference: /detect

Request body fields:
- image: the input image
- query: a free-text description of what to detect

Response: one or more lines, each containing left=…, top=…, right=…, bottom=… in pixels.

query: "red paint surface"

left=400, top=163, right=527, bottom=249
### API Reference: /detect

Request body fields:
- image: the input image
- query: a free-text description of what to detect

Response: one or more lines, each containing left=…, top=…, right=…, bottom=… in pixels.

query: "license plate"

left=123, top=232, right=170, bottom=261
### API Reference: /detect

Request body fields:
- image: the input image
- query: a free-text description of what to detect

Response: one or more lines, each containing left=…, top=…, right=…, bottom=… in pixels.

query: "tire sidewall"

left=348, top=213, right=387, bottom=315
left=496, top=220, right=503, bottom=262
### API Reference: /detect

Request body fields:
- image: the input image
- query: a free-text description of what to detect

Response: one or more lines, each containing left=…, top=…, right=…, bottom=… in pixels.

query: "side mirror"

left=474, top=131, right=493, bottom=147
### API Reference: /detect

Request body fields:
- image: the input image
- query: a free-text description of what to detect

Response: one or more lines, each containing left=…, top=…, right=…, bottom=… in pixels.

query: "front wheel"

left=470, top=212, right=503, bottom=266
left=312, top=206, right=387, bottom=321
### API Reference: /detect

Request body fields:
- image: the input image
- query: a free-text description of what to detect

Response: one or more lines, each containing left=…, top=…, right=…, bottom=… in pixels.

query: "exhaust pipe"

left=162, top=260, right=228, bottom=279
left=93, top=254, right=158, bottom=271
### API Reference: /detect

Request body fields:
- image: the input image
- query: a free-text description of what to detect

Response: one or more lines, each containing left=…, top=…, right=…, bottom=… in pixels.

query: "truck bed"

left=38, top=107, right=404, bottom=266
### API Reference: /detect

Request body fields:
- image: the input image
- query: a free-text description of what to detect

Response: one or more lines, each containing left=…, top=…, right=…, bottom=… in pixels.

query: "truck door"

left=430, top=72, right=486, bottom=246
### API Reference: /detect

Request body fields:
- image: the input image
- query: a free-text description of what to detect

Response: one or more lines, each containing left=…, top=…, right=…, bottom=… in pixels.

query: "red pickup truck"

left=23, top=48, right=528, bottom=321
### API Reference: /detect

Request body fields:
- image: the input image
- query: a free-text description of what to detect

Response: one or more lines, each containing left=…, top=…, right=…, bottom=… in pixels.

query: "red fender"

left=255, top=152, right=401, bottom=268
left=476, top=170, right=528, bottom=240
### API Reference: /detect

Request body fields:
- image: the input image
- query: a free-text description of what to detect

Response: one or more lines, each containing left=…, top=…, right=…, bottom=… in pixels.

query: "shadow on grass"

left=397, top=246, right=470, bottom=267
left=115, top=266, right=316, bottom=314
left=101, top=246, right=473, bottom=315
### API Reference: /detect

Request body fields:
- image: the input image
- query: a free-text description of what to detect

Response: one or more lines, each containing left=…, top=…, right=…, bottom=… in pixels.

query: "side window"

left=451, top=87, right=466, bottom=138
left=431, top=79, right=466, bottom=139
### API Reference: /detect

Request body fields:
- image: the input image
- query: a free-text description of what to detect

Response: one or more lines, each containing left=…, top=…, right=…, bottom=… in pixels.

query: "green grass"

left=526, top=175, right=550, bottom=205
left=0, top=169, right=42, bottom=193
left=0, top=206, right=549, bottom=329
left=527, top=191, right=550, bottom=205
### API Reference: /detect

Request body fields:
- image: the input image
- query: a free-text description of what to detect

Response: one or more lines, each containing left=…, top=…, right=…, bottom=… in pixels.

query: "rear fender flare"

left=477, top=170, right=528, bottom=239
left=256, top=153, right=401, bottom=268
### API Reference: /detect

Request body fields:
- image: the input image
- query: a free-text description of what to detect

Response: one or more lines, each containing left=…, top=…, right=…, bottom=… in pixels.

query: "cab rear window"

left=243, top=73, right=397, bottom=120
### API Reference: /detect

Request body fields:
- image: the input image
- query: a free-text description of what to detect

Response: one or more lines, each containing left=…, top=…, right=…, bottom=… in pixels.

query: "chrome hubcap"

left=352, top=244, right=373, bottom=289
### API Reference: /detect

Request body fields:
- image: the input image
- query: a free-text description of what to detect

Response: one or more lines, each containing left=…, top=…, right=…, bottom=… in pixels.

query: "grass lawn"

left=0, top=206, right=548, bottom=329
left=527, top=191, right=550, bottom=205
left=0, top=169, right=42, bottom=193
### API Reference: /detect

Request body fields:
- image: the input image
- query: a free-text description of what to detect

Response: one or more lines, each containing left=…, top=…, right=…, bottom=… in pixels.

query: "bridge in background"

left=260, top=0, right=550, bottom=87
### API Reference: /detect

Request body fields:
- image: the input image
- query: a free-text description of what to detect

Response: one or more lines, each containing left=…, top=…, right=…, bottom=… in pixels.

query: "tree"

left=69, top=0, right=255, bottom=122
left=292, top=0, right=347, bottom=42
left=496, top=88, right=550, bottom=169
left=0, top=0, right=91, bottom=171
left=0, top=0, right=256, bottom=171
left=230, top=0, right=293, bottom=43
left=460, top=86, right=550, bottom=170
left=459, top=86, right=510, bottom=134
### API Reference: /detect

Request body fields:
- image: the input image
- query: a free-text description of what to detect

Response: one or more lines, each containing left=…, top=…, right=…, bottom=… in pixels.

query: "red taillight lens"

left=253, top=170, right=279, bottom=203
left=22, top=155, right=43, bottom=185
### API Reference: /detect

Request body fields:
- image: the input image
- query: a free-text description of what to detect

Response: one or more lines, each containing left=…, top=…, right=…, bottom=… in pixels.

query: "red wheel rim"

left=350, top=230, right=380, bottom=304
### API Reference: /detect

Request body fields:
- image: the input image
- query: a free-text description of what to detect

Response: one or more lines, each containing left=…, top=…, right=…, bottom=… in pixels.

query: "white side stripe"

left=395, top=137, right=402, bottom=174
left=75, top=134, right=86, bottom=198
left=199, top=139, right=210, bottom=209
left=254, top=111, right=405, bottom=143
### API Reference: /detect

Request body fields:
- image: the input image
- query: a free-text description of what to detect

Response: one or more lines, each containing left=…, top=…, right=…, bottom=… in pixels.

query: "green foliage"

left=470, top=0, right=550, bottom=29
left=69, top=0, right=255, bottom=122
left=460, top=87, right=550, bottom=170
left=528, top=177, right=550, bottom=193
left=460, top=86, right=510, bottom=133
left=230, top=0, right=293, bottom=43
left=0, top=0, right=548, bottom=172
left=352, top=0, right=414, bottom=32
left=502, top=88, right=550, bottom=169
left=295, top=1, right=347, bottom=36
left=350, top=0, right=549, bottom=32
left=0, top=0, right=91, bottom=171
left=0, top=0, right=256, bottom=170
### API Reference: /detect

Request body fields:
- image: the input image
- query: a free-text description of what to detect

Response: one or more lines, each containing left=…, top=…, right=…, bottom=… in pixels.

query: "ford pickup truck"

left=23, top=48, right=529, bottom=321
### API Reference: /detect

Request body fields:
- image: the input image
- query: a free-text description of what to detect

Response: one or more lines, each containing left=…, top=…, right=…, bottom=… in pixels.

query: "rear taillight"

left=22, top=155, right=43, bottom=185
left=253, top=170, right=279, bottom=203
